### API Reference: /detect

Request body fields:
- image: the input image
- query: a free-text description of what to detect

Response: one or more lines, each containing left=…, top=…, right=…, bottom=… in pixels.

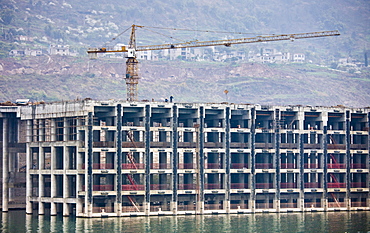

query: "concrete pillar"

left=50, top=146, right=57, bottom=215
left=225, top=107, right=231, bottom=214
left=39, top=146, right=44, bottom=215
left=322, top=125, right=328, bottom=211
left=197, top=106, right=205, bottom=215
left=26, top=141, right=32, bottom=214
left=86, top=112, right=93, bottom=217
left=345, top=110, right=351, bottom=210
left=144, top=105, right=151, bottom=216
left=2, top=118, right=9, bottom=212
left=63, top=146, right=69, bottom=217
left=172, top=105, right=178, bottom=215
left=116, top=104, right=122, bottom=216
left=25, top=122, right=34, bottom=213
left=250, top=107, right=256, bottom=212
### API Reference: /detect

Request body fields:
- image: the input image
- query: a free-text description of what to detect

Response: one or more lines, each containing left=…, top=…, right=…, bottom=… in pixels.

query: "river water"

left=1, top=210, right=369, bottom=232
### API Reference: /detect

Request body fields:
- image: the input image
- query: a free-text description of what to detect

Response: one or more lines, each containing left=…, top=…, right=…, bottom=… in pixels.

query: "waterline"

left=2, top=210, right=370, bottom=232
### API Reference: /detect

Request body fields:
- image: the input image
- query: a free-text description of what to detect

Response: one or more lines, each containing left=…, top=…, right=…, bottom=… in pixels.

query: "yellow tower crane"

left=88, top=25, right=340, bottom=101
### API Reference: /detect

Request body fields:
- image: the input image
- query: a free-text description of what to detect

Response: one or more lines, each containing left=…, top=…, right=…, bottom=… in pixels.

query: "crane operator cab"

left=127, top=49, right=136, bottom=58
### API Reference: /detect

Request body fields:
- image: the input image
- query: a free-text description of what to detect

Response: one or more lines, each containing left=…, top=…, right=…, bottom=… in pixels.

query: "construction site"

left=0, top=25, right=368, bottom=217
left=0, top=100, right=369, bottom=217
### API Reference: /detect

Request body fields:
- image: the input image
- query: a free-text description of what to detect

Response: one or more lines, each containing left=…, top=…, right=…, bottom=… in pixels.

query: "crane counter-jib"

left=135, top=30, right=340, bottom=52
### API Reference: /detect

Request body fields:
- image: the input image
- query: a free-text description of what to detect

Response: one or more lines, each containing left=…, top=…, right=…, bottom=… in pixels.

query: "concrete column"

left=144, top=105, right=151, bottom=216
left=299, top=133, right=305, bottom=211
left=171, top=105, right=178, bottom=215
left=26, top=142, right=32, bottom=214
left=63, top=146, right=69, bottom=216
left=275, top=109, right=281, bottom=212
left=322, top=126, right=328, bottom=211
left=86, top=112, right=93, bottom=217
left=367, top=113, right=370, bottom=207
left=250, top=107, right=256, bottom=212
left=2, top=118, right=9, bottom=212
left=39, top=146, right=44, bottom=215
left=225, top=107, right=231, bottom=213
left=116, top=104, right=122, bottom=216
left=51, top=119, right=56, bottom=142
left=50, top=146, right=57, bottom=216
left=345, top=110, right=351, bottom=210
left=196, top=106, right=205, bottom=215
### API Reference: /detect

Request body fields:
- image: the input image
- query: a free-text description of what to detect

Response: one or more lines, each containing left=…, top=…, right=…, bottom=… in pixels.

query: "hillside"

left=1, top=56, right=369, bottom=107
left=1, top=0, right=369, bottom=107
left=1, top=0, right=369, bottom=60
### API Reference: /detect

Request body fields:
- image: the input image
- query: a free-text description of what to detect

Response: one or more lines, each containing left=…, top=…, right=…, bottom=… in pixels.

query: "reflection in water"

left=2, top=212, right=8, bottom=233
left=3, top=210, right=370, bottom=232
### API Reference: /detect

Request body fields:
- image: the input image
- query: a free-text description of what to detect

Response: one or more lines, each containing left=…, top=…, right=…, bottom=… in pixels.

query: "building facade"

left=1, top=100, right=369, bottom=217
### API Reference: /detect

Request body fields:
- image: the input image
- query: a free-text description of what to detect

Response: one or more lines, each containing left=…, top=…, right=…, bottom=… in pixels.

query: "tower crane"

left=88, top=25, right=340, bottom=101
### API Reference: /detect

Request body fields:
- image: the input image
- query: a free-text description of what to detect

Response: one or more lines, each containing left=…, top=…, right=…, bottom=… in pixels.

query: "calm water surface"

left=1, top=211, right=369, bottom=232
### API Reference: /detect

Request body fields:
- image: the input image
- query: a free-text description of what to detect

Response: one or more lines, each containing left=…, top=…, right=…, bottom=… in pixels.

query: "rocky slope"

left=1, top=56, right=369, bottom=107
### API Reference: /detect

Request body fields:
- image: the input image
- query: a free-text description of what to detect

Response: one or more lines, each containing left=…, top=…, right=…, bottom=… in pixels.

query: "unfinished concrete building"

left=0, top=100, right=369, bottom=217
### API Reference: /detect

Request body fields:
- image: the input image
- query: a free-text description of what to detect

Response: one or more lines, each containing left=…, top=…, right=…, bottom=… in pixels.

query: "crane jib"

left=135, top=30, right=340, bottom=52
left=87, top=26, right=339, bottom=102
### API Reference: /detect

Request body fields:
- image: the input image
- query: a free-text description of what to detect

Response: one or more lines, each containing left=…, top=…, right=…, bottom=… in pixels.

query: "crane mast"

left=88, top=25, right=340, bottom=102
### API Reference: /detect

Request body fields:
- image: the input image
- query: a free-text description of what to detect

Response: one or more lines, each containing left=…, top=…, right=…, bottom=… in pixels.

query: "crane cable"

left=103, top=24, right=277, bottom=47
left=140, top=25, right=273, bottom=36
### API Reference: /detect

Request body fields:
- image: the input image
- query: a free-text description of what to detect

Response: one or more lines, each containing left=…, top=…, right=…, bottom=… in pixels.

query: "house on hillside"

left=48, top=44, right=70, bottom=56
left=292, top=53, right=305, bottom=63
left=9, top=50, right=25, bottom=57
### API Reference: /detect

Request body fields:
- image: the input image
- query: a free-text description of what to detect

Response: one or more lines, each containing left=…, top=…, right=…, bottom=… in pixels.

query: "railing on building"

left=121, top=184, right=145, bottom=191
left=178, top=184, right=197, bottom=190
left=280, top=203, right=298, bottom=208
left=205, top=163, right=223, bottom=169
left=303, top=144, right=321, bottom=149
left=150, top=163, right=171, bottom=169
left=178, top=163, right=197, bottom=169
left=205, top=184, right=222, bottom=189
left=178, top=204, right=197, bottom=211
left=122, top=205, right=144, bottom=212
left=351, top=163, right=367, bottom=169
left=304, top=202, right=322, bottom=208
left=351, top=182, right=366, bottom=188
left=92, top=207, right=114, bottom=213
left=231, top=163, right=248, bottom=169
left=281, top=163, right=296, bottom=169
left=93, top=185, right=114, bottom=191
left=230, top=203, right=248, bottom=209
left=150, top=184, right=170, bottom=190
left=304, top=183, right=322, bottom=188
left=255, top=143, right=274, bottom=149
left=82, top=163, right=114, bottom=169
left=304, top=163, right=320, bottom=169
left=122, top=163, right=145, bottom=169
left=327, top=164, right=346, bottom=169
left=231, top=183, right=248, bottom=189
left=150, top=205, right=170, bottom=212
left=328, top=202, right=346, bottom=208
left=327, top=144, right=346, bottom=150
left=255, top=183, right=274, bottom=189
left=204, top=204, right=223, bottom=210
left=150, top=142, right=171, bottom=148
left=350, top=144, right=368, bottom=150
left=204, top=142, right=224, bottom=148
left=351, top=202, right=367, bottom=207
left=255, top=163, right=273, bottom=169
left=280, top=143, right=299, bottom=149
left=327, top=183, right=346, bottom=188
left=122, top=142, right=145, bottom=148
left=230, top=143, right=249, bottom=148
left=255, top=203, right=273, bottom=209
left=281, top=183, right=297, bottom=189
